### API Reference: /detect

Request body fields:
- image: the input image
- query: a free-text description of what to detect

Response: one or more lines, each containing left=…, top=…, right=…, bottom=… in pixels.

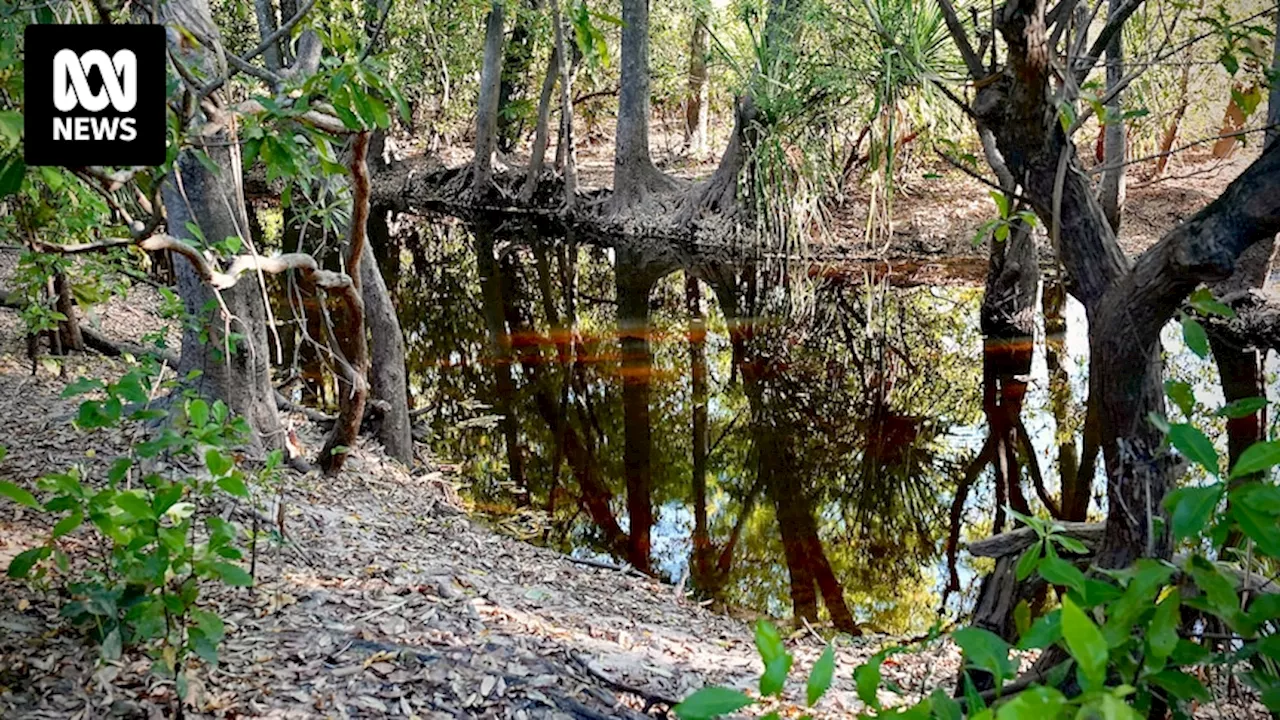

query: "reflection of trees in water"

left=393, top=219, right=988, bottom=634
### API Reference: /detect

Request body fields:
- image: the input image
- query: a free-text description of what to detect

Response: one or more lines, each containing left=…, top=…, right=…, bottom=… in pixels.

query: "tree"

left=934, top=0, right=1280, bottom=573
left=685, top=4, right=711, bottom=156
left=612, top=0, right=676, bottom=208
left=472, top=1, right=507, bottom=197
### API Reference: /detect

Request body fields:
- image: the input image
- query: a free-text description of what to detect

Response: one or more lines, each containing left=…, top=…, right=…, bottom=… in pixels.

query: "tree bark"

left=162, top=0, right=285, bottom=454
left=53, top=272, right=84, bottom=353
left=318, top=133, right=373, bottom=474
left=1098, top=0, right=1126, bottom=232
left=685, top=9, right=710, bottom=156
left=612, top=0, right=673, bottom=208
left=551, top=0, right=578, bottom=209
left=472, top=2, right=506, bottom=198
left=254, top=0, right=283, bottom=73
left=521, top=47, right=560, bottom=202
left=360, top=238, right=414, bottom=464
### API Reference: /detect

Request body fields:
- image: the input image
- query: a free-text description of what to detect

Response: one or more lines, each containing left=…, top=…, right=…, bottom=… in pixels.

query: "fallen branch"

left=567, top=650, right=681, bottom=714
left=966, top=522, right=1105, bottom=558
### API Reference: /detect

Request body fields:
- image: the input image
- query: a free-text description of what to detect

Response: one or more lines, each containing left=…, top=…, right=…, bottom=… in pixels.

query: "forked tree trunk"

left=472, top=2, right=506, bottom=197
left=685, top=10, right=710, bottom=156
left=551, top=0, right=578, bottom=209
left=521, top=48, right=560, bottom=202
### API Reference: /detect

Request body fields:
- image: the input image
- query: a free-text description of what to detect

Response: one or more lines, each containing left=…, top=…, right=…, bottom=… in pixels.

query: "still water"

left=378, top=217, right=1263, bottom=636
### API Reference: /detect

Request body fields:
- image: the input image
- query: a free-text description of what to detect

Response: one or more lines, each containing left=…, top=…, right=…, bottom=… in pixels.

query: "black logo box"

left=24, top=24, right=166, bottom=167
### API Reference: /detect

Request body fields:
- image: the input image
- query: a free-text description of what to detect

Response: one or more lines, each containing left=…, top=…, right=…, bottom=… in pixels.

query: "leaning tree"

left=934, top=0, right=1280, bottom=578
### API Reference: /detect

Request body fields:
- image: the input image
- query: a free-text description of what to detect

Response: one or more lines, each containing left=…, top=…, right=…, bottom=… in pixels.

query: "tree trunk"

left=551, top=0, right=578, bottom=209
left=521, top=47, right=560, bottom=202
left=253, top=0, right=283, bottom=73
left=616, top=247, right=655, bottom=572
left=497, top=1, right=537, bottom=153
left=612, top=0, right=673, bottom=208
left=472, top=2, right=506, bottom=197
left=318, top=133, right=373, bottom=474
left=163, top=143, right=286, bottom=454
left=53, top=272, right=84, bottom=353
left=161, top=0, right=283, bottom=455
left=685, top=10, right=709, bottom=156
left=1098, top=0, right=1126, bottom=232
left=360, top=239, right=414, bottom=464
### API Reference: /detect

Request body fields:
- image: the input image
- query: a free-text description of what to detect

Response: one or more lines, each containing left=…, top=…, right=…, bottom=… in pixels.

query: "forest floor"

left=0, top=158, right=1272, bottom=718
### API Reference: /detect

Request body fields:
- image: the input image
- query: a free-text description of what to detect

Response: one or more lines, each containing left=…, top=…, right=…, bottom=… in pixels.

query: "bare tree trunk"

left=616, top=247, right=655, bottom=572
left=551, top=0, right=578, bottom=209
left=161, top=0, right=285, bottom=454
left=253, top=0, right=283, bottom=73
left=612, top=0, right=673, bottom=208
left=472, top=2, right=506, bottom=197
left=1154, top=56, right=1190, bottom=177
left=360, top=237, right=413, bottom=464
left=1099, top=0, right=1126, bottom=232
left=685, top=10, right=710, bottom=156
left=521, top=48, right=560, bottom=202
left=53, top=272, right=84, bottom=353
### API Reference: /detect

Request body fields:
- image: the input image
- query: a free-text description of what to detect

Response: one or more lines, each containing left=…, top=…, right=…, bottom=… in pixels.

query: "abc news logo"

left=25, top=24, right=165, bottom=166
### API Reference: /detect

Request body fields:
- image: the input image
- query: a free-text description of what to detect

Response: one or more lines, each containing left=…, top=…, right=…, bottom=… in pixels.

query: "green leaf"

left=114, top=492, right=155, bottom=520
left=1185, top=556, right=1240, bottom=626
left=806, top=644, right=835, bottom=706
left=0, top=481, right=41, bottom=509
left=1147, top=589, right=1180, bottom=663
left=1167, top=424, right=1219, bottom=477
left=61, top=376, right=104, bottom=397
left=1038, top=557, right=1086, bottom=595
left=187, top=399, right=209, bottom=427
left=759, top=653, right=791, bottom=697
left=1230, top=441, right=1280, bottom=479
left=673, top=687, right=753, bottom=720
left=1229, top=495, right=1280, bottom=557
left=1053, top=535, right=1089, bottom=555
left=216, top=474, right=249, bottom=498
left=995, top=686, right=1066, bottom=720
left=205, top=448, right=234, bottom=477
left=1014, top=540, right=1041, bottom=581
left=854, top=652, right=884, bottom=709
left=1017, top=610, right=1061, bottom=650
left=952, top=627, right=1015, bottom=686
left=1014, top=600, right=1031, bottom=639
left=1148, top=669, right=1210, bottom=704
left=212, top=562, right=253, bottom=587
left=0, top=153, right=25, bottom=199
left=1216, top=397, right=1268, bottom=419
left=754, top=620, right=786, bottom=663
left=1163, top=380, right=1195, bottom=417
left=1061, top=596, right=1108, bottom=689
left=1188, top=288, right=1235, bottom=319
left=7, top=546, right=50, bottom=578
left=101, top=628, right=123, bottom=661
left=1180, top=315, right=1210, bottom=358
left=1162, top=483, right=1224, bottom=540
left=52, top=510, right=83, bottom=538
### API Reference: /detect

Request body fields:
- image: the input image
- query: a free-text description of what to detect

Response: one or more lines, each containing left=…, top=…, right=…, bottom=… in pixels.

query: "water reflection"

left=388, top=217, right=1226, bottom=635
